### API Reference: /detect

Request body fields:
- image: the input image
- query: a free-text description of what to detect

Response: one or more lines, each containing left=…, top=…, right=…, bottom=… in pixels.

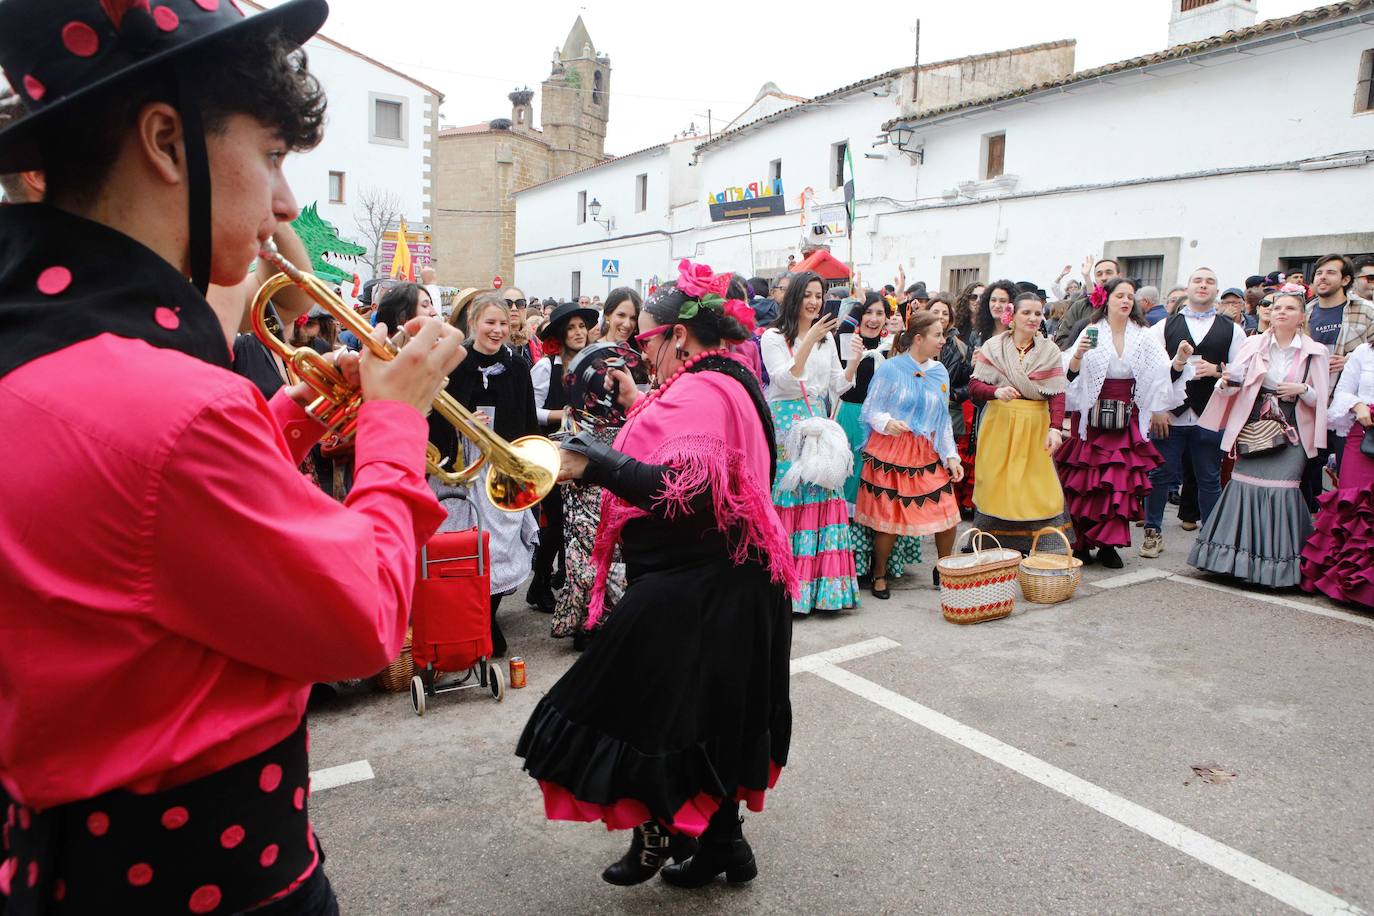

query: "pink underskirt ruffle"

left=1301, top=483, right=1374, bottom=609
left=1055, top=408, right=1161, bottom=549
left=537, top=761, right=782, bottom=837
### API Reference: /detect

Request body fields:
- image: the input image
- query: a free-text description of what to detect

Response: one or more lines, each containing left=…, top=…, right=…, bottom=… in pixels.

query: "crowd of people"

left=306, top=250, right=1374, bottom=628
left=2, top=0, right=1372, bottom=906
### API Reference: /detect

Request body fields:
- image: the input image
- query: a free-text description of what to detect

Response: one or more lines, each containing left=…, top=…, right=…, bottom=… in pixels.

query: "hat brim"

left=0, top=0, right=328, bottom=173
left=539, top=306, right=600, bottom=341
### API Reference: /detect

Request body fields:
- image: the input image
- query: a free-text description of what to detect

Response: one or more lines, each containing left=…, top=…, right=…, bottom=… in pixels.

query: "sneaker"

left=1180, top=520, right=1198, bottom=531
left=1140, top=529, right=1163, bottom=559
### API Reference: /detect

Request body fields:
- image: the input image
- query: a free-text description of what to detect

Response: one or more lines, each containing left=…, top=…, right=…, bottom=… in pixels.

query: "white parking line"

left=1165, top=574, right=1374, bottom=631
left=798, top=639, right=1365, bottom=916
left=309, top=760, right=374, bottom=793
left=790, top=636, right=900, bottom=675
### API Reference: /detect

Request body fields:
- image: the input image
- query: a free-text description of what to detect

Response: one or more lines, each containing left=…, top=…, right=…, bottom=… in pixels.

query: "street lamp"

left=588, top=197, right=614, bottom=233
left=886, top=125, right=924, bottom=163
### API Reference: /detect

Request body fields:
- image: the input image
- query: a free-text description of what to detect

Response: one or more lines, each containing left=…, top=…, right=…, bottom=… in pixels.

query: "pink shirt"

left=0, top=334, right=445, bottom=810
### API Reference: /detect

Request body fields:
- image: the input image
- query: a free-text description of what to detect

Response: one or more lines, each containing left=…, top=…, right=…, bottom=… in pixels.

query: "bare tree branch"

left=354, top=186, right=404, bottom=276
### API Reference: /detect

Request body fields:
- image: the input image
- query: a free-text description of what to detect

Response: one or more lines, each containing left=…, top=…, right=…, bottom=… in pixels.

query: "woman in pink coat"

left=1189, top=292, right=1329, bottom=587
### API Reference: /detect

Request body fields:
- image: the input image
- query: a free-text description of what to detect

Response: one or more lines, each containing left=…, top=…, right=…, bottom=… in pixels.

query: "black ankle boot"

left=602, top=822, right=697, bottom=886
left=660, top=807, right=757, bottom=888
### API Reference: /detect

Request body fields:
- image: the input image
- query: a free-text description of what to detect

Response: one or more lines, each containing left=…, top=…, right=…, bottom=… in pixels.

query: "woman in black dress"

left=517, top=265, right=795, bottom=888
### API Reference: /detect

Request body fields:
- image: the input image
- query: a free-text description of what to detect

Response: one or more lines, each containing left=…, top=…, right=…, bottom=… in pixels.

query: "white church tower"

left=1168, top=0, right=1259, bottom=46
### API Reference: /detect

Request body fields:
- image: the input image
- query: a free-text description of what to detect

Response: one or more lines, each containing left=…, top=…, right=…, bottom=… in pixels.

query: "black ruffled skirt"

left=516, top=521, right=791, bottom=836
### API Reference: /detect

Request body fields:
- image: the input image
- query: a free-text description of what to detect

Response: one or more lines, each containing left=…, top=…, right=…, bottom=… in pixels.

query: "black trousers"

left=532, top=486, right=565, bottom=583
left=1178, top=461, right=1200, bottom=524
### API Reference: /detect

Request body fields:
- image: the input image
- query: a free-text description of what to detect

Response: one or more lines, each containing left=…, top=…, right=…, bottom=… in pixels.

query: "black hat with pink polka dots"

left=0, top=0, right=328, bottom=173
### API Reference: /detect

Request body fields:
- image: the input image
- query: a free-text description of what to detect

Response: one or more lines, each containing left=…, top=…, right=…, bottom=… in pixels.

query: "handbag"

left=1235, top=393, right=1298, bottom=457
left=1361, top=426, right=1374, bottom=457
left=1087, top=397, right=1131, bottom=431
left=778, top=338, right=853, bottom=493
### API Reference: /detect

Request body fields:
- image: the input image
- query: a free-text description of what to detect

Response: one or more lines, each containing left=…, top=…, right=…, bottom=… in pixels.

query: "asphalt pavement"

left=305, top=507, right=1374, bottom=915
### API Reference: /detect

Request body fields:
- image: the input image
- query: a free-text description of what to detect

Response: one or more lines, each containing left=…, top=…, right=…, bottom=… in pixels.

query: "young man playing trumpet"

left=0, top=1, right=463, bottom=912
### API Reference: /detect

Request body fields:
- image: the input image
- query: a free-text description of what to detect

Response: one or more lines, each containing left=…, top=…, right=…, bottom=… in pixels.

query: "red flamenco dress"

left=1302, top=418, right=1374, bottom=608
left=1055, top=378, right=1163, bottom=549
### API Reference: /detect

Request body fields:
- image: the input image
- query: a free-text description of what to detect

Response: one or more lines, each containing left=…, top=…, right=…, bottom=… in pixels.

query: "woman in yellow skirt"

left=967, top=291, right=1073, bottom=553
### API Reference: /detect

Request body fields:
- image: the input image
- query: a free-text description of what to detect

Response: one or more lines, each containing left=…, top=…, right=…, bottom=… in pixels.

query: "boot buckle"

left=641, top=831, right=671, bottom=850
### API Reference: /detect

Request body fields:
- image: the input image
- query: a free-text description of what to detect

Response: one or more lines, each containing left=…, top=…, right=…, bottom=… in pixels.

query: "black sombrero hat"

left=538, top=301, right=599, bottom=342
left=0, top=0, right=328, bottom=290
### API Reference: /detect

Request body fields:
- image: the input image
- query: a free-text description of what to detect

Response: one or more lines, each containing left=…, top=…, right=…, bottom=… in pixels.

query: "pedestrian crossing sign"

left=601, top=259, right=620, bottom=277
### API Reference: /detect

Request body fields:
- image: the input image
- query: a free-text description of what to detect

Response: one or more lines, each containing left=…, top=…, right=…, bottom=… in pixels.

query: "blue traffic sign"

left=601, top=259, right=620, bottom=277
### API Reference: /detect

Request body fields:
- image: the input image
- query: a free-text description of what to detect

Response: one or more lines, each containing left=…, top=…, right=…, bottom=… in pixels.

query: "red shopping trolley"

left=409, top=498, right=504, bottom=715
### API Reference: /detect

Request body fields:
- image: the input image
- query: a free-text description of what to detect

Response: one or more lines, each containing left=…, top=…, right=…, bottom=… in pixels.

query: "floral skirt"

left=955, top=401, right=977, bottom=511
left=1055, top=380, right=1162, bottom=549
left=1302, top=420, right=1374, bottom=607
left=834, top=399, right=867, bottom=515
left=551, top=478, right=627, bottom=637
left=770, top=398, right=859, bottom=614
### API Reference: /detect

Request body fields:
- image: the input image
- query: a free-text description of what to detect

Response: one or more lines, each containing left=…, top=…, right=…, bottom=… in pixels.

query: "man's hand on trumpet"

left=359, top=317, right=467, bottom=415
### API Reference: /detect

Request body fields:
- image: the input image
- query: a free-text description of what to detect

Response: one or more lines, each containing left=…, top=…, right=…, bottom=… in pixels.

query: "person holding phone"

left=760, top=271, right=861, bottom=614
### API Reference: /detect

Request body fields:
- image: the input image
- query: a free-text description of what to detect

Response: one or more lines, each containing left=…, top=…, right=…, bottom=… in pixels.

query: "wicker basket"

left=372, top=628, right=414, bottom=693
left=1018, top=527, right=1083, bottom=604
left=935, top=529, right=1024, bottom=624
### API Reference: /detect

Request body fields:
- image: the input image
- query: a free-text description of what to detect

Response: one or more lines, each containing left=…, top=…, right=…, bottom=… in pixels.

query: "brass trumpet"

left=250, top=241, right=559, bottom=511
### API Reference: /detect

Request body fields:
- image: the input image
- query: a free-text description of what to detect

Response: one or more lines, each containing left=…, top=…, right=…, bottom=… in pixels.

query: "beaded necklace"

left=625, top=348, right=732, bottom=423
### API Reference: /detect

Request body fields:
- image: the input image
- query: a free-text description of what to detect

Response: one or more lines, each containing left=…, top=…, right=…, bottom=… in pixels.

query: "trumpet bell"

left=488, top=436, right=562, bottom=511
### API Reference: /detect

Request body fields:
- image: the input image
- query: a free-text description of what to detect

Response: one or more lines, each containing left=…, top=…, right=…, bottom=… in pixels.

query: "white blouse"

left=760, top=328, right=854, bottom=404
left=1328, top=342, right=1374, bottom=436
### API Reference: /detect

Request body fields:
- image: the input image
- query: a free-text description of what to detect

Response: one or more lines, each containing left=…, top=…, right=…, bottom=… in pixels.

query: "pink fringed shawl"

left=586, top=367, right=799, bottom=624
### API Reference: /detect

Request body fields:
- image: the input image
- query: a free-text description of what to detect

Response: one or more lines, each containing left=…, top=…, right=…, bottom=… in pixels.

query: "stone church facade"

left=431, top=17, right=610, bottom=289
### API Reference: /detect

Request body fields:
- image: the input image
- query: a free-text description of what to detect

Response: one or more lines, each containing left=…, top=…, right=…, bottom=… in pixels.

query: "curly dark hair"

left=953, top=281, right=984, bottom=342
left=974, top=280, right=1022, bottom=343
left=37, top=29, right=326, bottom=208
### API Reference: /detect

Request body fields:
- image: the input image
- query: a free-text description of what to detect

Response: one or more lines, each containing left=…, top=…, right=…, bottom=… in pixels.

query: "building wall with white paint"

left=242, top=1, right=438, bottom=279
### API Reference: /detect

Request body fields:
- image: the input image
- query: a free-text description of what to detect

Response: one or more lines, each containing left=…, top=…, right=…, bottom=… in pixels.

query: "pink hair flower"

left=677, top=259, right=731, bottom=298
left=1089, top=284, right=1108, bottom=309
left=1000, top=303, right=1015, bottom=326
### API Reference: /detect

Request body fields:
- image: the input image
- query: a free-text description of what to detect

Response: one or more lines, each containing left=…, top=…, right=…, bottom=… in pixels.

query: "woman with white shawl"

left=1058, top=278, right=1189, bottom=568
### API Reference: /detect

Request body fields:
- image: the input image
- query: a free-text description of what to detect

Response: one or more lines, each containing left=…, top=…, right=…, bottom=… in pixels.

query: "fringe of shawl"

left=586, top=434, right=799, bottom=626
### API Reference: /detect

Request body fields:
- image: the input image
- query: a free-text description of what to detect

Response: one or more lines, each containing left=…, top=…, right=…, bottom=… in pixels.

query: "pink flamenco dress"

left=1302, top=344, right=1374, bottom=608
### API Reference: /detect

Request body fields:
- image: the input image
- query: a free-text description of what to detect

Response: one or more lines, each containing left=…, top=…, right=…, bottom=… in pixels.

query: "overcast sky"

left=293, top=0, right=1317, bottom=154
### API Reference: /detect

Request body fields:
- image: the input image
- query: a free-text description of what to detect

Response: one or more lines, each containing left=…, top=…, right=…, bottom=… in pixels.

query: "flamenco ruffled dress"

left=1055, top=378, right=1162, bottom=549
left=1302, top=420, right=1374, bottom=608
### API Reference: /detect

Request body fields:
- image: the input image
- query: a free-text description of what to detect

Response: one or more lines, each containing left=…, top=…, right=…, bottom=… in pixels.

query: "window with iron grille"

left=1121, top=256, right=1165, bottom=291
left=949, top=267, right=981, bottom=293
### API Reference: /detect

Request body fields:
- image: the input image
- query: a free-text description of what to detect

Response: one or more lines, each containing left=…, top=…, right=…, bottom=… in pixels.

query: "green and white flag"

left=843, top=141, right=856, bottom=236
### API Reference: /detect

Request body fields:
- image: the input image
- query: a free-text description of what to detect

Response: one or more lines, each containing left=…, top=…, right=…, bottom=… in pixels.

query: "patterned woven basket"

left=372, top=628, right=414, bottom=693
left=935, top=529, right=1023, bottom=624
left=1018, top=527, right=1083, bottom=604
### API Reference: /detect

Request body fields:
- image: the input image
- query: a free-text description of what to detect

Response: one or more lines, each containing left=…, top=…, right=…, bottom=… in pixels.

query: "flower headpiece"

left=670, top=259, right=755, bottom=332
left=1000, top=303, right=1015, bottom=326
left=1089, top=284, right=1109, bottom=309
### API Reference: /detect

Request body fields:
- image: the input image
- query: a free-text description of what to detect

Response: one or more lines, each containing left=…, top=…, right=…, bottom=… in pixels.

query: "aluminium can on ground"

left=509, top=657, right=527, bottom=689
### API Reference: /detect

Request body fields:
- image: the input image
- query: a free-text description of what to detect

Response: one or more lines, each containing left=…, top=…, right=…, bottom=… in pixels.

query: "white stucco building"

left=242, top=0, right=441, bottom=278
left=517, top=0, right=1374, bottom=300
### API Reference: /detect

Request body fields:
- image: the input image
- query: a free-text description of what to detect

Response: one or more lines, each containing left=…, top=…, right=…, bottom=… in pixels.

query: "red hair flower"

left=722, top=298, right=755, bottom=332
left=676, top=259, right=731, bottom=298
left=1089, top=284, right=1108, bottom=309
left=541, top=337, right=562, bottom=357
